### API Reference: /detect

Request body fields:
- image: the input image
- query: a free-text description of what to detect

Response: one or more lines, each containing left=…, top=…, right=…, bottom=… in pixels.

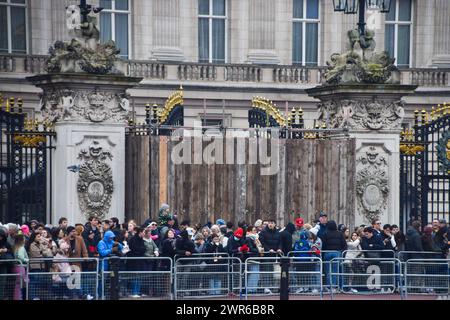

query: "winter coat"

left=405, top=227, right=423, bottom=259
left=422, top=234, right=443, bottom=258
left=380, top=231, right=397, bottom=257
left=345, top=239, right=362, bottom=257
left=128, top=234, right=147, bottom=271
left=82, top=225, right=101, bottom=257
left=322, top=221, right=347, bottom=252
left=317, top=223, right=327, bottom=241
left=280, top=223, right=296, bottom=255
left=98, top=231, right=123, bottom=271
left=259, top=226, right=282, bottom=253
left=143, top=237, right=159, bottom=257
left=361, top=234, right=385, bottom=251
left=28, top=241, right=50, bottom=270
left=175, top=230, right=195, bottom=258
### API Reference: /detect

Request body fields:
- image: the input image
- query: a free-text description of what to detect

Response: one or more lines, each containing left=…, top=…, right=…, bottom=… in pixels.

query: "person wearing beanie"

left=254, top=219, right=263, bottom=233
left=157, top=203, right=172, bottom=227
left=226, top=227, right=244, bottom=256
left=216, top=219, right=226, bottom=227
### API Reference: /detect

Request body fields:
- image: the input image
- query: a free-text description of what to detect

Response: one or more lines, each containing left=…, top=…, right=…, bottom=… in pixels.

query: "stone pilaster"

left=27, top=74, right=142, bottom=224
left=307, top=84, right=417, bottom=226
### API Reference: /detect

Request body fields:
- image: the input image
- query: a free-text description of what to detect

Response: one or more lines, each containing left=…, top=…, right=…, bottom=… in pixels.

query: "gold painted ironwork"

left=160, top=87, right=183, bottom=124
left=13, top=134, right=47, bottom=147
left=252, top=96, right=286, bottom=126
left=9, top=97, right=15, bottom=113
left=400, top=127, right=425, bottom=156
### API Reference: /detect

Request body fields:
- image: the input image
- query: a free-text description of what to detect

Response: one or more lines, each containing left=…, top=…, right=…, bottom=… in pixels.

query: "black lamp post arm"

left=357, top=0, right=366, bottom=36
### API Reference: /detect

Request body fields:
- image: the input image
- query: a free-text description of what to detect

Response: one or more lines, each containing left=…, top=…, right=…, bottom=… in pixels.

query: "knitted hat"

left=234, top=228, right=244, bottom=238
left=254, top=219, right=263, bottom=228
left=295, top=218, right=304, bottom=227
left=216, top=219, right=226, bottom=226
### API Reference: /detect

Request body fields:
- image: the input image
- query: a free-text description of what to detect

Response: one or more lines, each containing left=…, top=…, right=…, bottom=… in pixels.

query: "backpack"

left=293, top=236, right=311, bottom=258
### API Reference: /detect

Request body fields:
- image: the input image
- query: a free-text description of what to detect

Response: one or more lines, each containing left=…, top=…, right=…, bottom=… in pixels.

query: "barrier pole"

left=110, top=257, right=120, bottom=300
left=280, top=257, right=290, bottom=300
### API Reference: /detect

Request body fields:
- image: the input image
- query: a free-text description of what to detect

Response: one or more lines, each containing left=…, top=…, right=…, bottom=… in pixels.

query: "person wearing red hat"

left=292, top=217, right=305, bottom=246
left=226, top=228, right=246, bottom=256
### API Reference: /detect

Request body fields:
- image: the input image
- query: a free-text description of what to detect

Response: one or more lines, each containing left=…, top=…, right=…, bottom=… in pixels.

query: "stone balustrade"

left=1, top=54, right=449, bottom=87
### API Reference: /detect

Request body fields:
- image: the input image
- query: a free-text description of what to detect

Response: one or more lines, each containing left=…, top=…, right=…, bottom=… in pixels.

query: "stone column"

left=307, top=84, right=416, bottom=226
left=27, top=74, right=141, bottom=225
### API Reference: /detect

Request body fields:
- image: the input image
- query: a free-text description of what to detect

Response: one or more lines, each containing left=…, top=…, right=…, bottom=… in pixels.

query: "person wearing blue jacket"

left=97, top=231, right=123, bottom=271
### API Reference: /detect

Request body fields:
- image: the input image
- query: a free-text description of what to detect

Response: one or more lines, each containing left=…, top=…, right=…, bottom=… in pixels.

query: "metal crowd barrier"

left=328, top=257, right=402, bottom=298
left=243, top=256, right=284, bottom=297
left=398, top=251, right=446, bottom=262
left=0, top=259, right=26, bottom=300
left=289, top=256, right=323, bottom=297
left=174, top=256, right=242, bottom=299
left=404, top=259, right=450, bottom=297
left=26, top=257, right=99, bottom=300
left=101, top=256, right=172, bottom=300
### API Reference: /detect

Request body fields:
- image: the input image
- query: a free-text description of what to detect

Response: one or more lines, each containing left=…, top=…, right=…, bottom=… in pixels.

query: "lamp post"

left=333, top=0, right=392, bottom=36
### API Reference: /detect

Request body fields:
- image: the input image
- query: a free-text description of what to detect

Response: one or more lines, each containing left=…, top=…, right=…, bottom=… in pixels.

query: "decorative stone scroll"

left=356, top=146, right=389, bottom=223
left=39, top=89, right=130, bottom=124
left=77, top=141, right=114, bottom=220
left=318, top=99, right=405, bottom=130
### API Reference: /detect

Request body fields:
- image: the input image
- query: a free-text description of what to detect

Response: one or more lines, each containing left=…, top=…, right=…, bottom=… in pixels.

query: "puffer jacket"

left=259, top=226, right=282, bottom=252
left=322, top=221, right=347, bottom=252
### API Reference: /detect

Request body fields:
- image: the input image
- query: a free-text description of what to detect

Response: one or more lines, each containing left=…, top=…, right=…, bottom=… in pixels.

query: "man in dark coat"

left=316, top=212, right=328, bottom=241
left=259, top=219, right=282, bottom=255
left=258, top=219, right=282, bottom=294
left=128, top=227, right=146, bottom=297
left=280, top=222, right=296, bottom=256
left=82, top=216, right=101, bottom=258
left=405, top=220, right=423, bottom=260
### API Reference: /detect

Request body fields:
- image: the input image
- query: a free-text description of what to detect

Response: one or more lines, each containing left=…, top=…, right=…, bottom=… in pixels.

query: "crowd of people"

left=0, top=203, right=449, bottom=299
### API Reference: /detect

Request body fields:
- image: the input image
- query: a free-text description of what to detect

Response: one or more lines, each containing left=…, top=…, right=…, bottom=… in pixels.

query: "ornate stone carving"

left=437, top=131, right=450, bottom=173
left=39, top=89, right=130, bottom=123
left=325, top=29, right=400, bottom=85
left=45, top=5, right=122, bottom=75
left=77, top=141, right=113, bottom=220
left=356, top=146, right=389, bottom=223
left=318, top=99, right=404, bottom=130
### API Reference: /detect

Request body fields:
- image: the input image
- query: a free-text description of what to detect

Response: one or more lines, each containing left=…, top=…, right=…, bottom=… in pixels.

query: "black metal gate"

left=400, top=105, right=450, bottom=230
left=0, top=97, right=55, bottom=224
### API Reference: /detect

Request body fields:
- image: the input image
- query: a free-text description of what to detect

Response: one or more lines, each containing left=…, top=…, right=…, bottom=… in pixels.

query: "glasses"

left=376, top=222, right=381, bottom=225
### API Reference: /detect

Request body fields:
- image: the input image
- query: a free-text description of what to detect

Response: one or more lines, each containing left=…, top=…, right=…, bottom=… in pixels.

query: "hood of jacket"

left=406, top=227, right=419, bottom=237
left=103, top=231, right=116, bottom=243
left=326, top=220, right=338, bottom=231
left=285, top=223, right=296, bottom=235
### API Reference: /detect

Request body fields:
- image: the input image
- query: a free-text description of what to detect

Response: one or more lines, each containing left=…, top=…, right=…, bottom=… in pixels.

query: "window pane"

left=198, top=18, right=209, bottom=62
left=199, top=0, right=209, bottom=15
left=213, top=0, right=225, bottom=16
left=115, top=0, right=128, bottom=10
left=115, top=13, right=128, bottom=58
left=306, top=0, right=319, bottom=19
left=212, top=19, right=225, bottom=63
left=11, top=7, right=26, bottom=53
left=293, top=0, right=303, bottom=18
left=100, top=0, right=112, bottom=10
left=397, top=25, right=410, bottom=67
left=0, top=6, right=7, bottom=52
left=385, top=0, right=396, bottom=21
left=305, top=23, right=318, bottom=65
left=292, top=22, right=302, bottom=64
left=398, top=0, right=411, bottom=21
left=100, top=12, right=112, bottom=42
left=384, top=24, right=395, bottom=59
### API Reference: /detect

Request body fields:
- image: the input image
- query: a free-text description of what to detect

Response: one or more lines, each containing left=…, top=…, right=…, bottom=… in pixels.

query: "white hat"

left=310, top=225, right=319, bottom=236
